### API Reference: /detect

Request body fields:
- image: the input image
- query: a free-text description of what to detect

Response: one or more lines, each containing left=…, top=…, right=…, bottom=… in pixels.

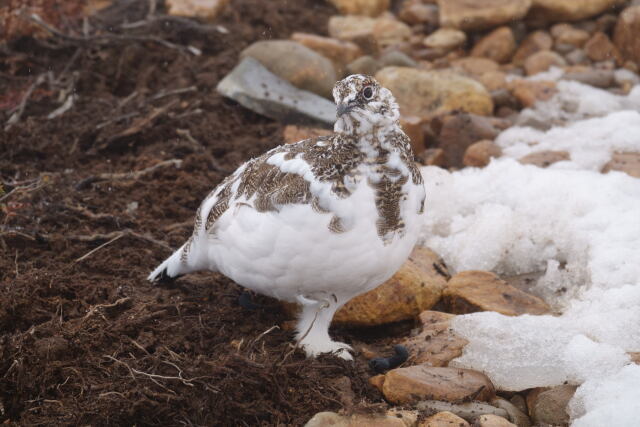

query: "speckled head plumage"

left=332, top=74, right=400, bottom=135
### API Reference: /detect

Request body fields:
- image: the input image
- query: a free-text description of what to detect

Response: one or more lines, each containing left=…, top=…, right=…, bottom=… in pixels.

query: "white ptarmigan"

left=148, top=74, right=426, bottom=360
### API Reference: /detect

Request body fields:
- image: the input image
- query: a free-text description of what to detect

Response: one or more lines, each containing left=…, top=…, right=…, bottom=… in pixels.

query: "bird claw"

left=301, top=340, right=354, bottom=361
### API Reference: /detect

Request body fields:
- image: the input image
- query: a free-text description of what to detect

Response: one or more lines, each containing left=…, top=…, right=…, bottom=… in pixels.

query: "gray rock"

left=491, top=397, right=531, bottom=427
left=566, top=49, right=589, bottom=65
left=380, top=50, right=418, bottom=68
left=216, top=57, right=337, bottom=128
left=527, top=385, right=577, bottom=426
left=416, top=400, right=509, bottom=422
left=562, top=68, right=614, bottom=88
left=614, top=68, right=640, bottom=86
left=240, top=40, right=337, bottom=98
left=346, top=55, right=382, bottom=76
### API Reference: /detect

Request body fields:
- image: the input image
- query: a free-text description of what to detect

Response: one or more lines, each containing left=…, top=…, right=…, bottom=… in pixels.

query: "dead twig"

left=5, top=74, right=47, bottom=131
left=75, top=233, right=124, bottom=262
left=69, top=229, right=172, bottom=251
left=104, top=355, right=198, bottom=388
left=76, top=158, right=182, bottom=189
left=23, top=12, right=202, bottom=56
left=47, top=93, right=77, bottom=119
left=96, top=99, right=180, bottom=149
left=0, top=175, right=51, bottom=203
left=82, top=297, right=132, bottom=320
left=151, top=86, right=197, bottom=101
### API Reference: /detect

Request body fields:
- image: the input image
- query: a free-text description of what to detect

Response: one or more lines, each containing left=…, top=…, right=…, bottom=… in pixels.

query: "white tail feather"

left=147, top=243, right=188, bottom=281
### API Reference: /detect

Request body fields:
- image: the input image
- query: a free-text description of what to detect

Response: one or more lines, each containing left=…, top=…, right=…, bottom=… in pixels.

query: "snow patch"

left=419, top=81, right=640, bottom=426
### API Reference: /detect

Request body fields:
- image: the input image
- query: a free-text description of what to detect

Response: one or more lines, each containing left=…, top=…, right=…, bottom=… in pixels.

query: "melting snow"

left=419, top=80, right=640, bottom=426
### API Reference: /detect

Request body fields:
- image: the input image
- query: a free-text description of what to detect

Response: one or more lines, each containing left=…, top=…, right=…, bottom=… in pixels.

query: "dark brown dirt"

left=0, top=1, right=408, bottom=425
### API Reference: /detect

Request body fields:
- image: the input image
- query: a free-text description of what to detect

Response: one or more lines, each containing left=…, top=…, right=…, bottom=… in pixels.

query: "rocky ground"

left=1, top=0, right=639, bottom=426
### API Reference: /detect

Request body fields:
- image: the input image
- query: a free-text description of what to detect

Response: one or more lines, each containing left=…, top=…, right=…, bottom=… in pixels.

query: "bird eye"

left=362, top=86, right=374, bottom=100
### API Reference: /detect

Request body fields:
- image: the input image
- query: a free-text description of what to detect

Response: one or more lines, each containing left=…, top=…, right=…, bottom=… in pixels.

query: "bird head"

left=332, top=74, right=400, bottom=135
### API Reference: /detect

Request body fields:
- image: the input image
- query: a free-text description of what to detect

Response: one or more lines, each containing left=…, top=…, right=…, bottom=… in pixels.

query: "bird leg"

left=295, top=295, right=352, bottom=360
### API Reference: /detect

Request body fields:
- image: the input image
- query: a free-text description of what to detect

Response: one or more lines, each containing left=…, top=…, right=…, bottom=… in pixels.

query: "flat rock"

left=528, top=0, right=627, bottom=22
left=490, top=397, right=531, bottom=427
left=566, top=48, right=589, bottom=65
left=418, top=148, right=447, bottom=167
left=550, top=23, right=590, bottom=48
left=452, top=58, right=500, bottom=80
left=166, top=0, right=228, bottom=20
left=328, top=15, right=378, bottom=54
left=471, top=27, right=516, bottom=64
left=562, top=67, right=614, bottom=88
left=614, top=6, right=640, bottom=68
left=473, top=414, right=516, bottom=427
left=443, top=271, right=551, bottom=316
left=508, top=79, right=557, bottom=107
left=347, top=55, right=382, bottom=76
left=380, top=50, right=418, bottom=68
left=463, top=140, right=502, bottom=167
left=291, top=33, right=362, bottom=78
left=436, top=114, right=501, bottom=167
left=416, top=400, right=509, bottom=422
left=526, top=385, right=577, bottom=426
left=419, top=411, right=470, bottom=427
left=437, top=0, right=532, bottom=31
left=332, top=246, right=447, bottom=326
left=584, top=32, right=622, bottom=65
left=524, top=50, right=567, bottom=75
left=329, top=0, right=390, bottom=17
left=379, top=365, right=496, bottom=405
left=519, top=150, right=570, bottom=167
left=282, top=125, right=332, bottom=144
left=512, top=31, right=553, bottom=66
left=376, top=67, right=493, bottom=120
left=480, top=72, right=509, bottom=92
left=216, top=57, right=336, bottom=128
left=399, top=1, right=440, bottom=27
left=401, top=311, right=468, bottom=367
left=373, top=17, right=412, bottom=51
left=305, top=410, right=417, bottom=427
left=424, top=28, right=467, bottom=51
left=601, top=152, right=640, bottom=178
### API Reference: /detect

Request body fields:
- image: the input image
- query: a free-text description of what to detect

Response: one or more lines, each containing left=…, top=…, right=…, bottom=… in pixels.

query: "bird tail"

left=148, top=242, right=191, bottom=282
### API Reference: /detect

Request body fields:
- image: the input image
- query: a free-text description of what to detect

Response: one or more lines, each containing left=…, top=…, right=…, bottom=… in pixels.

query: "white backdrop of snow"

left=418, top=80, right=640, bottom=426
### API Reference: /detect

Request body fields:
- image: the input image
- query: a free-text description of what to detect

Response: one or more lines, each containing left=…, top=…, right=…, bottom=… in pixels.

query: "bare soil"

left=0, top=1, right=408, bottom=424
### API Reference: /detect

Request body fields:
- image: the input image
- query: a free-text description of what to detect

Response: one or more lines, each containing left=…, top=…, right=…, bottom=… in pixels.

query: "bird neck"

left=335, top=121, right=412, bottom=162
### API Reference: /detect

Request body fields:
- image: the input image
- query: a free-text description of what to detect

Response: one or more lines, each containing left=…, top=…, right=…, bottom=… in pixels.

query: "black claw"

left=153, top=268, right=176, bottom=286
left=238, top=291, right=261, bottom=310
left=369, top=345, right=409, bottom=374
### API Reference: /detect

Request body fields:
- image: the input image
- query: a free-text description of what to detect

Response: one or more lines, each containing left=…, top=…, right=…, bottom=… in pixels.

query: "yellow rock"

left=333, top=247, right=447, bottom=326
left=380, top=365, right=496, bottom=405
left=438, top=0, right=531, bottom=31
left=614, top=6, right=640, bottom=68
left=471, top=27, right=516, bottom=64
left=166, top=0, right=229, bottom=20
left=419, top=411, right=469, bottom=427
left=601, top=152, right=640, bottom=178
left=463, top=140, right=502, bottom=168
left=528, top=0, right=627, bottom=22
left=443, top=271, right=550, bottom=316
left=375, top=67, right=493, bottom=119
left=401, top=311, right=468, bottom=367
left=291, top=32, right=363, bottom=77
left=475, top=414, right=516, bottom=427
left=329, top=0, right=390, bottom=17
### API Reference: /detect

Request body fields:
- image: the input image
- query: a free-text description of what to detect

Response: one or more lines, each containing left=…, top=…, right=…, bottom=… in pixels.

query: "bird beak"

left=336, top=102, right=356, bottom=117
